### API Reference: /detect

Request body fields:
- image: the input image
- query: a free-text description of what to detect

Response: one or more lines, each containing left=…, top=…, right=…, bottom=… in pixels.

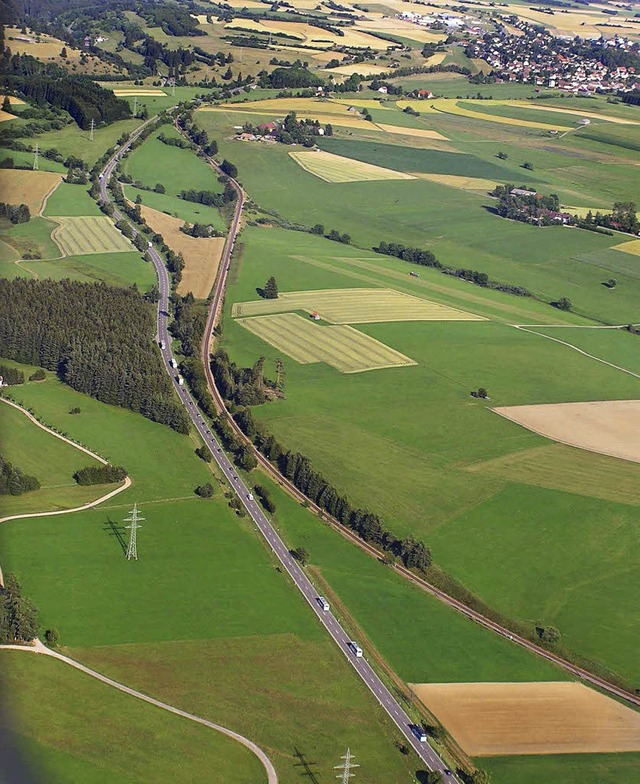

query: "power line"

left=90, top=118, right=94, bottom=141
left=335, top=749, right=358, bottom=784
left=124, top=503, right=144, bottom=560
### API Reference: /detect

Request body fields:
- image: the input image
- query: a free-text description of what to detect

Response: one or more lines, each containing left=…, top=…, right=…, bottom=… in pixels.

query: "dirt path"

left=0, top=640, right=278, bottom=784
left=39, top=178, right=62, bottom=217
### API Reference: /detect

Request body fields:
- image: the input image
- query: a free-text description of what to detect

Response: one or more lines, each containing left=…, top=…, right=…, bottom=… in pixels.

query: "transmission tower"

left=171, top=82, right=175, bottom=97
left=124, top=503, right=144, bottom=560
left=90, top=118, right=95, bottom=141
left=335, top=749, right=358, bottom=784
left=32, top=143, right=39, bottom=171
left=133, top=95, right=138, bottom=117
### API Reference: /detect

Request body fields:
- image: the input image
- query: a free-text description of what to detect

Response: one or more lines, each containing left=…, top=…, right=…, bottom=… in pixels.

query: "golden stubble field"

left=288, top=150, right=415, bottom=183
left=139, top=205, right=224, bottom=299
left=411, top=681, right=640, bottom=756
left=493, top=399, right=640, bottom=464
left=0, top=170, right=62, bottom=214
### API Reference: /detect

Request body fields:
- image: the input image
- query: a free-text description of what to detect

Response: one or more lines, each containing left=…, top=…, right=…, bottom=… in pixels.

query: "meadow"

left=51, top=216, right=134, bottom=256
left=1, top=651, right=264, bottom=784
left=0, top=396, right=107, bottom=517
left=0, top=365, right=430, bottom=784
left=220, top=225, right=640, bottom=684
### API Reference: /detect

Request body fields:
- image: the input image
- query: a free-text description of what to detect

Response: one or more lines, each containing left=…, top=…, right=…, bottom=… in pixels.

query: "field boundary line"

left=0, top=640, right=278, bottom=784
left=512, top=325, right=640, bottom=380
left=0, top=396, right=131, bottom=525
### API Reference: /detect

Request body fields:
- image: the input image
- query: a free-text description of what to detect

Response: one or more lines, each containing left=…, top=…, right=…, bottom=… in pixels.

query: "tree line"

left=0, top=278, right=190, bottom=433
left=375, top=240, right=532, bottom=298
left=179, top=184, right=236, bottom=208
left=0, top=454, right=40, bottom=495
left=0, top=363, right=24, bottom=385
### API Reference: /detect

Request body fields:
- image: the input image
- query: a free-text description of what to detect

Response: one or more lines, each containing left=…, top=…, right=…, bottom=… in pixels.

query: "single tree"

left=496, top=151, right=507, bottom=160
left=44, top=627, right=59, bottom=647
left=196, top=483, right=214, bottom=498
left=555, top=297, right=571, bottom=311
left=264, top=276, right=278, bottom=299
left=607, top=278, right=617, bottom=289
left=522, top=161, right=534, bottom=170
left=2, top=95, right=11, bottom=113
left=60, top=47, right=67, bottom=59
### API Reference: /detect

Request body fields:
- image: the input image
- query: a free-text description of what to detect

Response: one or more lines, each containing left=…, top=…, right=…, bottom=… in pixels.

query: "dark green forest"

left=0, top=279, right=189, bottom=432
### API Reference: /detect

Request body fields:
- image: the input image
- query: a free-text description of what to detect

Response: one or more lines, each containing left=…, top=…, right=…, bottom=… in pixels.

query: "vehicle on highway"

left=317, top=596, right=330, bottom=612
left=247, top=493, right=254, bottom=501
left=348, top=641, right=363, bottom=657
left=159, top=340, right=165, bottom=350
left=148, top=241, right=153, bottom=248
left=410, top=724, right=427, bottom=743
left=177, top=376, right=184, bottom=386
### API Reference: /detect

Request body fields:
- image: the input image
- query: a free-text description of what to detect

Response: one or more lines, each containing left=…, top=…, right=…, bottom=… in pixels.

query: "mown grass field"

left=52, top=216, right=133, bottom=256
left=0, top=366, right=430, bottom=784
left=289, top=149, right=415, bottom=183
left=220, top=225, right=640, bottom=684
left=482, top=752, right=640, bottom=784
left=238, top=313, right=417, bottom=372
left=42, top=182, right=102, bottom=217
left=1, top=652, right=263, bottom=784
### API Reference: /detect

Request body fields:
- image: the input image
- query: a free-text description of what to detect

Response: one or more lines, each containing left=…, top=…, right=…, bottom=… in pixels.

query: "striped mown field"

left=52, top=216, right=133, bottom=255
left=237, top=313, right=417, bottom=373
left=232, top=288, right=482, bottom=324
left=289, top=150, right=415, bottom=183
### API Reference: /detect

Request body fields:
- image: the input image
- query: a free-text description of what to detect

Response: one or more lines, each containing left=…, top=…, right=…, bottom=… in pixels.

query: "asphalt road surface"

left=99, top=121, right=458, bottom=778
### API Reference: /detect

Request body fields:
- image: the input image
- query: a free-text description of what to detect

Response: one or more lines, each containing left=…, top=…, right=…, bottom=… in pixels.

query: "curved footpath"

left=0, top=397, right=131, bottom=526
left=0, top=640, right=278, bottom=784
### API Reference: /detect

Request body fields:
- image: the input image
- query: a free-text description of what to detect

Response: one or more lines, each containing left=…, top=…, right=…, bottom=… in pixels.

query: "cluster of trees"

left=261, top=64, right=324, bottom=89
left=253, top=484, right=276, bottom=514
left=0, top=279, right=189, bottom=433
left=0, top=573, right=38, bottom=644
left=171, top=293, right=207, bottom=358
left=580, top=202, right=639, bottom=235
left=326, top=228, right=351, bottom=244
left=157, top=132, right=192, bottom=150
left=491, top=184, right=566, bottom=226
left=0, top=364, right=24, bottom=385
left=232, top=406, right=432, bottom=572
left=140, top=6, right=205, bottom=37
left=0, top=454, right=40, bottom=496
left=179, top=184, right=236, bottom=208
left=1, top=54, right=130, bottom=129
left=269, top=111, right=333, bottom=146
left=0, top=202, right=30, bottom=224
left=376, top=241, right=441, bottom=268
left=74, top=464, right=127, bottom=485
left=211, top=349, right=275, bottom=407
left=180, top=222, right=222, bottom=238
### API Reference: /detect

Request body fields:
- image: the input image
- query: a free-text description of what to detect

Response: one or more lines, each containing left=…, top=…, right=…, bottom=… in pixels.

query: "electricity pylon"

left=124, top=503, right=144, bottom=560
left=90, top=118, right=94, bottom=141
left=33, top=144, right=39, bottom=170
left=335, top=749, right=358, bottom=784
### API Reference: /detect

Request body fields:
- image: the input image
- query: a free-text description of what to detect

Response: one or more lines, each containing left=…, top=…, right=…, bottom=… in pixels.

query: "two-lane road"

left=99, top=124, right=458, bottom=779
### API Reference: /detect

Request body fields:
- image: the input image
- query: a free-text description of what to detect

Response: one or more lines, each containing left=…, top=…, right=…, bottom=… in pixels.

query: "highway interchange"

left=99, top=118, right=457, bottom=778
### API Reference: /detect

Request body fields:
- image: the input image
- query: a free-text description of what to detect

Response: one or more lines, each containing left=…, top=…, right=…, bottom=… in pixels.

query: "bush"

left=196, top=483, right=214, bottom=497
left=290, top=546, right=309, bottom=566
left=69, top=407, right=81, bottom=415
left=28, top=368, right=46, bottom=381
left=196, top=445, right=213, bottom=463
left=44, top=627, right=59, bottom=647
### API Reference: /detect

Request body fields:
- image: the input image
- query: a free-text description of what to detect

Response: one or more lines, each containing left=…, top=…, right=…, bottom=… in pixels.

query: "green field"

left=0, top=367, right=432, bottom=783
left=1, top=651, right=263, bottom=784
left=0, top=394, right=108, bottom=517
left=52, top=216, right=133, bottom=256
left=218, top=222, right=640, bottom=684
left=43, top=182, right=102, bottom=217
left=482, top=752, right=640, bottom=784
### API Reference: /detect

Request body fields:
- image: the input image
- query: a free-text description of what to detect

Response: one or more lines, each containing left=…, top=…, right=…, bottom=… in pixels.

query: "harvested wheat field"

left=139, top=205, right=224, bottom=299
left=52, top=216, right=133, bottom=256
left=411, top=682, right=640, bottom=756
left=493, top=399, right=640, bottom=464
left=0, top=170, right=62, bottom=214
left=289, top=150, right=414, bottom=183
left=375, top=124, right=448, bottom=140
left=612, top=239, right=640, bottom=256
left=113, top=89, right=167, bottom=96
left=237, top=313, right=417, bottom=373
left=412, top=173, right=497, bottom=192
left=0, top=95, right=25, bottom=122
left=232, top=287, right=482, bottom=323
left=326, top=63, right=390, bottom=77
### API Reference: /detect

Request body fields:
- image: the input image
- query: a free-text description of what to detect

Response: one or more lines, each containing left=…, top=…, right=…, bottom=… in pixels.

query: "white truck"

left=169, top=358, right=178, bottom=369
left=316, top=596, right=330, bottom=612
left=177, top=376, right=184, bottom=387
left=348, top=641, right=363, bottom=658
left=159, top=339, right=165, bottom=350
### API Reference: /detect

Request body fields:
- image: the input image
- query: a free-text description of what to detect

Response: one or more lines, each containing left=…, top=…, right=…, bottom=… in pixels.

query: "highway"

left=99, top=122, right=458, bottom=778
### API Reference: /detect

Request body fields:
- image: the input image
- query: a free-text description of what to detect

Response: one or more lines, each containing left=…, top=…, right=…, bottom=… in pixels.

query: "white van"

left=348, top=641, right=363, bottom=658
left=317, top=596, right=330, bottom=612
